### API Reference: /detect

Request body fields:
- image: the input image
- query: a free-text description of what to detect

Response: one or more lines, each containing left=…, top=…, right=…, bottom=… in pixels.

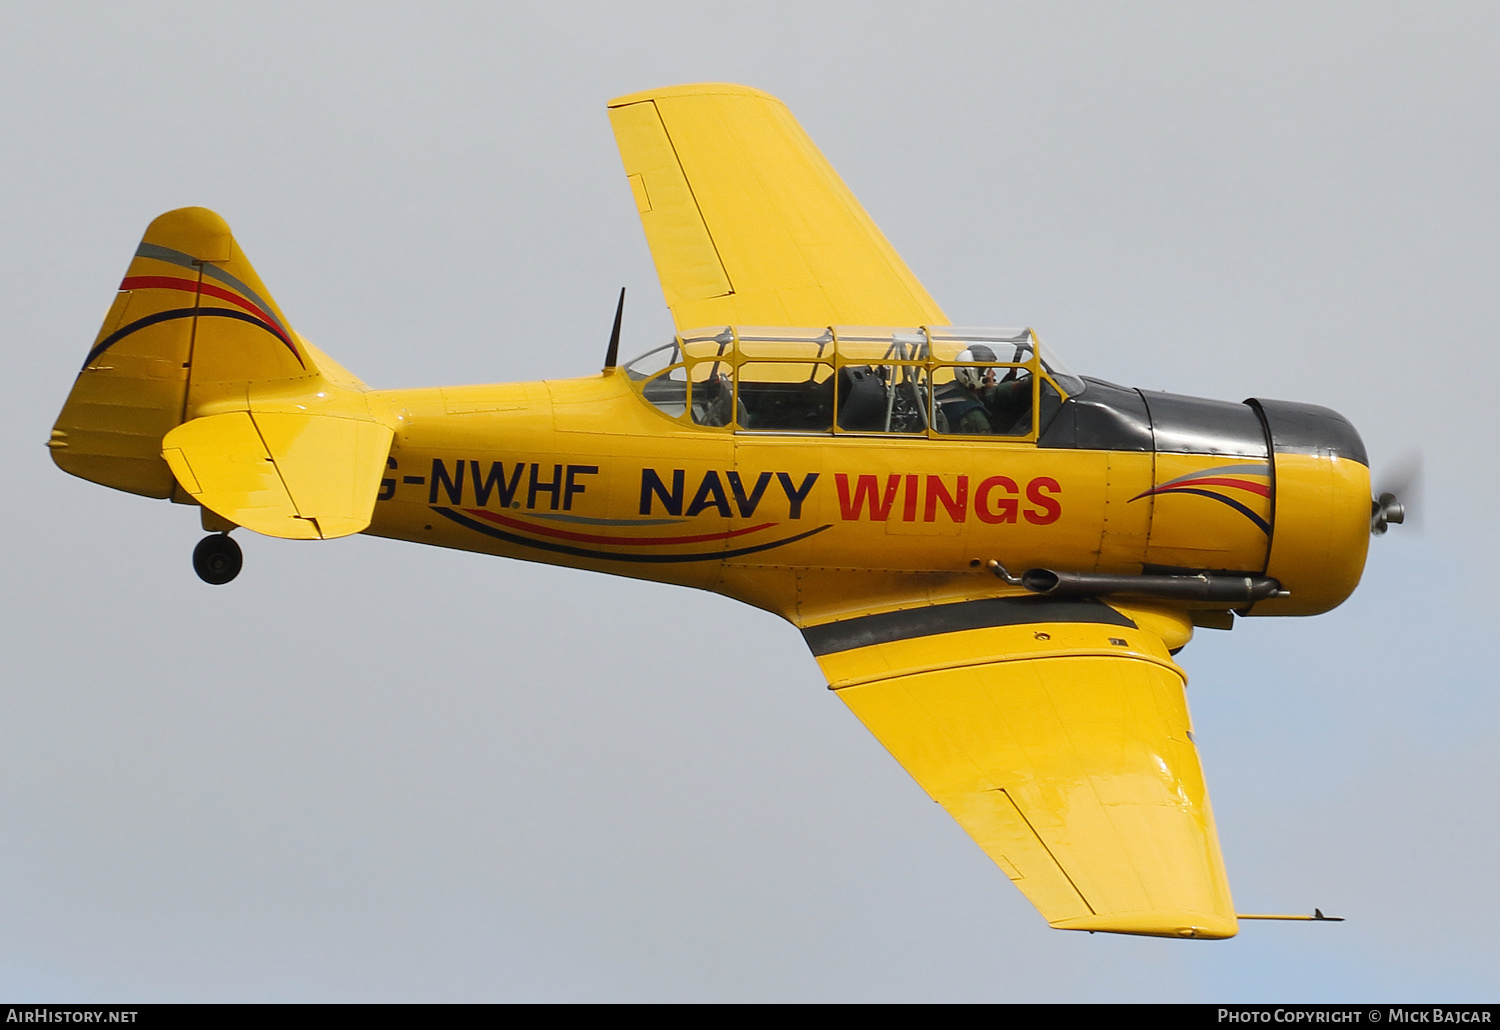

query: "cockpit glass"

left=689, top=360, right=736, bottom=427
left=625, top=341, right=681, bottom=380
left=926, top=327, right=1033, bottom=365
left=739, top=361, right=834, bottom=431
left=1043, top=369, right=1083, bottom=396
left=735, top=326, right=834, bottom=360
left=679, top=326, right=734, bottom=348
left=1037, top=343, right=1085, bottom=397
left=827, top=330, right=931, bottom=434
left=641, top=365, right=688, bottom=419
left=625, top=325, right=1083, bottom=432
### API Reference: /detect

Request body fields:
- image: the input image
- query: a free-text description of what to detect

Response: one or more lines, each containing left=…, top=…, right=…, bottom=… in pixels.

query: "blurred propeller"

left=1371, top=452, right=1422, bottom=535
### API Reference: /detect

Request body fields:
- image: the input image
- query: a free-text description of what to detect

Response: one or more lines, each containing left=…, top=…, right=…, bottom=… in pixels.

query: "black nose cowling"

left=1245, top=398, right=1369, bottom=467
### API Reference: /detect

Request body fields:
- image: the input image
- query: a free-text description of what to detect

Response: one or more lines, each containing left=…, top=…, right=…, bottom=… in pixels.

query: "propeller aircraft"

left=48, top=83, right=1401, bottom=940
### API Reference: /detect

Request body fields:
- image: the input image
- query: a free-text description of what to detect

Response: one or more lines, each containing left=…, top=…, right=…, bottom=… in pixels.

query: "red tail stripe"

left=119, top=275, right=292, bottom=346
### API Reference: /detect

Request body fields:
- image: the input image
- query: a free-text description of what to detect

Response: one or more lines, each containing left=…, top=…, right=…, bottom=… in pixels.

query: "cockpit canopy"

left=625, top=326, right=1083, bottom=438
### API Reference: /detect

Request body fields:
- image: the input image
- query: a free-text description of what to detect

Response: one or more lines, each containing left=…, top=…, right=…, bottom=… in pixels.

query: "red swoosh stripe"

left=1154, top=477, right=1270, bottom=498
left=464, top=508, right=777, bottom=545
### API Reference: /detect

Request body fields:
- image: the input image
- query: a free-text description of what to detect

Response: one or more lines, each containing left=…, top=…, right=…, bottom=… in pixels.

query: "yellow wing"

left=608, top=83, right=947, bottom=330
left=804, top=598, right=1237, bottom=939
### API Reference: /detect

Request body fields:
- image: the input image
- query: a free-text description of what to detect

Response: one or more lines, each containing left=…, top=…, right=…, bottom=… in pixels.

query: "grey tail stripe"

left=525, top=512, right=689, bottom=527
left=134, top=242, right=288, bottom=335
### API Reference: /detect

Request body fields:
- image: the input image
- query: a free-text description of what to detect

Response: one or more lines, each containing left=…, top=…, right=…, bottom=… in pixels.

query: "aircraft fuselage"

left=362, top=370, right=1371, bottom=629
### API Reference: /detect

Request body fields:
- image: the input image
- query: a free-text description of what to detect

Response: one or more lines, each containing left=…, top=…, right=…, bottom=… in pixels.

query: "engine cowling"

left=1243, top=398, right=1371, bottom=617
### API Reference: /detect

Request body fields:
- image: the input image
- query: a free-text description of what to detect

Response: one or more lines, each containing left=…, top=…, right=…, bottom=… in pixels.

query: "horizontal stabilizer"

left=162, top=411, right=393, bottom=540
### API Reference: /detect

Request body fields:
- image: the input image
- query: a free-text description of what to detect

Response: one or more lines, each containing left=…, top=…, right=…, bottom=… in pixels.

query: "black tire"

left=192, top=534, right=243, bottom=585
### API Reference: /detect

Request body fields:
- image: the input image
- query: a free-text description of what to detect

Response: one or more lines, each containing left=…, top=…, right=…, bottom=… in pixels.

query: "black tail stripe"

left=84, top=307, right=303, bottom=368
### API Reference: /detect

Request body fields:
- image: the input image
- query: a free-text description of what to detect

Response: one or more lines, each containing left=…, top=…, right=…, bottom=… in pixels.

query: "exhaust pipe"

left=987, top=561, right=1287, bottom=604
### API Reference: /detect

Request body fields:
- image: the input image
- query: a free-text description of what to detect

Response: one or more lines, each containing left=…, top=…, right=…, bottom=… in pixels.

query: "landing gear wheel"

left=193, top=534, right=243, bottom=585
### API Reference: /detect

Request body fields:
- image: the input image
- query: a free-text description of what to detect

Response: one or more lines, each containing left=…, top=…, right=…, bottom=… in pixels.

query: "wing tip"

left=1052, top=912, right=1239, bottom=940
left=608, top=82, right=780, bottom=109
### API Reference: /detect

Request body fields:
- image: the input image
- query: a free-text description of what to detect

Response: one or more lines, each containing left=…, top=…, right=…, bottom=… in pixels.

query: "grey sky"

left=2, top=2, right=1495, bottom=1001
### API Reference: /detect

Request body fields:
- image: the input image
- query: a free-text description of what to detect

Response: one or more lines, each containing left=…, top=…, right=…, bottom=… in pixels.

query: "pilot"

left=935, top=345, right=1025, bottom=434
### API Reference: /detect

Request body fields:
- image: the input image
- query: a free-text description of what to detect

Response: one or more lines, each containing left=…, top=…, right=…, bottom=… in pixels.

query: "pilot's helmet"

left=955, top=344, right=998, bottom=390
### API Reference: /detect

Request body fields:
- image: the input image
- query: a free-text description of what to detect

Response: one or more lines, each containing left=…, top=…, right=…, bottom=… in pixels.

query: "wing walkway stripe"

left=802, top=596, right=1138, bottom=656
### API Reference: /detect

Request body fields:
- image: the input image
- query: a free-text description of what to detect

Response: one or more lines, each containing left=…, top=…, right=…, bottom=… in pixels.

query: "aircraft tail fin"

left=50, top=208, right=393, bottom=539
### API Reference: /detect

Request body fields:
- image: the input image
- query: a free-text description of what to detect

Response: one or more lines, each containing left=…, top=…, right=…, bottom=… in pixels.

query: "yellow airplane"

left=49, top=83, right=1402, bottom=940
